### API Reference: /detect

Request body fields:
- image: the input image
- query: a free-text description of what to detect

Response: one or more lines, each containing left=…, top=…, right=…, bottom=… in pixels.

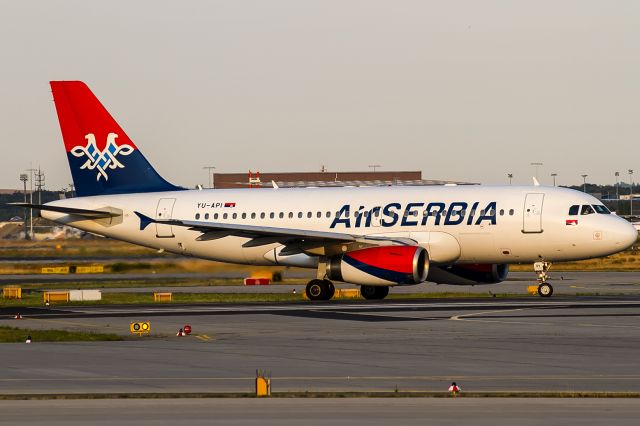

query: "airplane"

left=12, top=81, right=638, bottom=300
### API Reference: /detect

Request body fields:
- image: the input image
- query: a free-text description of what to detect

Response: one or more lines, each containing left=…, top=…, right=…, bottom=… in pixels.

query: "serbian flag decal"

left=224, top=202, right=236, bottom=208
left=566, top=219, right=578, bottom=226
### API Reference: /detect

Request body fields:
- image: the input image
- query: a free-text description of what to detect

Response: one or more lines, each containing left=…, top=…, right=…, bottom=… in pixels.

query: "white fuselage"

left=42, top=185, right=637, bottom=269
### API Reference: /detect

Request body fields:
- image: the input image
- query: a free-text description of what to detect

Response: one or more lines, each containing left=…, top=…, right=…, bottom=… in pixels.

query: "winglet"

left=134, top=211, right=154, bottom=231
left=532, top=177, right=540, bottom=186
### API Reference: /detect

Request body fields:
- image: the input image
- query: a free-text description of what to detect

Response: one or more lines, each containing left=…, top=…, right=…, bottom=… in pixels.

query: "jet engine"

left=427, top=263, right=509, bottom=285
left=327, top=246, right=428, bottom=285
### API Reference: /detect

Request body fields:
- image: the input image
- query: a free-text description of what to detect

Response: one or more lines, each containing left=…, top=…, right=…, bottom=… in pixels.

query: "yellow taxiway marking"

left=194, top=334, right=212, bottom=341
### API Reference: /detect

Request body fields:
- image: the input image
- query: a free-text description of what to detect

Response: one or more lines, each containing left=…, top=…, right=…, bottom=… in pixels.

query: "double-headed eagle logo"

left=71, top=133, right=134, bottom=181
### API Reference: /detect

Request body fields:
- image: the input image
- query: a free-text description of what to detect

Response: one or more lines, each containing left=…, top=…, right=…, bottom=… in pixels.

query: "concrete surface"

left=1, top=398, right=639, bottom=426
left=2, top=296, right=640, bottom=394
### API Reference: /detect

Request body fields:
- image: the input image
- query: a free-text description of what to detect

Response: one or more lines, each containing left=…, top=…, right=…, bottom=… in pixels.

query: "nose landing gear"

left=534, top=261, right=553, bottom=297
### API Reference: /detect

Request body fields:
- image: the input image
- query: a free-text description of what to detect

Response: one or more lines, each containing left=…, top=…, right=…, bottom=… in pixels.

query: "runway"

left=2, top=296, right=640, bottom=395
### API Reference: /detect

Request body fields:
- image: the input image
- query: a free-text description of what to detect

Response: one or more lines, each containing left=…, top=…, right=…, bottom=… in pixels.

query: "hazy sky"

left=1, top=1, right=638, bottom=190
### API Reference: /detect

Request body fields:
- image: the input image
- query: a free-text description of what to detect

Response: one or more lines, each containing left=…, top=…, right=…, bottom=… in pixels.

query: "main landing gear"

left=305, top=279, right=335, bottom=301
left=360, top=285, right=389, bottom=300
left=304, top=280, right=391, bottom=301
left=534, top=261, right=553, bottom=297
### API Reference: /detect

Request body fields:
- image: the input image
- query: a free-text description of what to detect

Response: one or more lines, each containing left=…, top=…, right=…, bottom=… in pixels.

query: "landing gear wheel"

left=538, top=282, right=553, bottom=297
left=324, top=280, right=335, bottom=300
left=360, top=285, right=390, bottom=300
left=306, top=279, right=334, bottom=301
left=306, top=279, right=326, bottom=301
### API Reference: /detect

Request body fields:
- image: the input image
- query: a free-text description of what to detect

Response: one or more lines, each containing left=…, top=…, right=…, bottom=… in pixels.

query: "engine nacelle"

left=427, top=264, right=509, bottom=286
left=327, top=246, right=429, bottom=286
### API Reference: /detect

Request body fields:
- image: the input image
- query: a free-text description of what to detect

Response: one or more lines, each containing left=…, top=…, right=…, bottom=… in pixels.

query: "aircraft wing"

left=134, top=211, right=415, bottom=254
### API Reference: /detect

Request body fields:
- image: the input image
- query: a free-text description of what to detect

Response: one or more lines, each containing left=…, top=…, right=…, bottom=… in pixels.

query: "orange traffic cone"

left=176, top=328, right=185, bottom=337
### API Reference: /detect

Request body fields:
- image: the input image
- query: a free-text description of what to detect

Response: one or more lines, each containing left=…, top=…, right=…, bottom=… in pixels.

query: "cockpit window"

left=568, top=205, right=579, bottom=216
left=580, top=205, right=595, bottom=215
left=592, top=204, right=611, bottom=214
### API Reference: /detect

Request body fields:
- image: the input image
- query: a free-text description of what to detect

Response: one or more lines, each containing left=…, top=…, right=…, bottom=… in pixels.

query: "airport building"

left=211, top=170, right=472, bottom=189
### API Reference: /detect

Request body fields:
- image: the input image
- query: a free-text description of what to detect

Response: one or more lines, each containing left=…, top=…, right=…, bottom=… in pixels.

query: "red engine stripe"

left=345, top=246, right=418, bottom=274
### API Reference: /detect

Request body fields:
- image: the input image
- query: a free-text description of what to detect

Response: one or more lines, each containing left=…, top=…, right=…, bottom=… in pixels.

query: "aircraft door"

left=155, top=198, right=176, bottom=238
left=522, top=193, right=544, bottom=233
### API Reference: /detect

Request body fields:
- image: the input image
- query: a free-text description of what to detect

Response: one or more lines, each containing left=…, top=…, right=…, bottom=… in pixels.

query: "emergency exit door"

left=155, top=198, right=176, bottom=238
left=522, top=193, right=544, bottom=233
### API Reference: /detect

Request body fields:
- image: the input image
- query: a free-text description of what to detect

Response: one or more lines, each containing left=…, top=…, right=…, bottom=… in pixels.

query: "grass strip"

left=1, top=291, right=535, bottom=307
left=0, top=391, right=639, bottom=400
left=0, top=325, right=122, bottom=343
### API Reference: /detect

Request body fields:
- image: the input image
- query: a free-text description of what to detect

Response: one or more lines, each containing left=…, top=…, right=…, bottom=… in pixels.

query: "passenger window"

left=298, top=212, right=303, bottom=219
left=581, top=205, right=595, bottom=215
left=214, top=213, right=219, bottom=220
left=260, top=212, right=265, bottom=219
left=279, top=212, right=284, bottom=219
left=509, top=209, right=514, bottom=216
left=251, top=213, right=256, bottom=219
left=593, top=205, right=611, bottom=214
left=204, top=213, right=209, bottom=220
left=568, top=205, right=579, bottom=216
left=223, top=213, right=228, bottom=219
left=289, top=212, right=294, bottom=219
left=232, top=213, right=237, bottom=219
left=326, top=211, right=331, bottom=218
left=499, top=209, right=504, bottom=216
left=307, top=212, right=312, bottom=218
left=269, top=212, right=274, bottom=219
left=241, top=213, right=246, bottom=219
left=317, top=212, right=321, bottom=218
left=195, top=213, right=200, bottom=220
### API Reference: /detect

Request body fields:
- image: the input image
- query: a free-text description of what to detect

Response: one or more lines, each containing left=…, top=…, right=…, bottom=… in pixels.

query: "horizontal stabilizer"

left=134, top=211, right=154, bottom=231
left=9, top=203, right=120, bottom=219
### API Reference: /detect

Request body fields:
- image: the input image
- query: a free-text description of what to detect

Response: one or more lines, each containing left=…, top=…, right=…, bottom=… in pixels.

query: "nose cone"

left=613, top=218, right=638, bottom=251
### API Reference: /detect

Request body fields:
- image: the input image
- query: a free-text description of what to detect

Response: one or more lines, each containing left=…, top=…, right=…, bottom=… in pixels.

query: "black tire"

left=538, top=282, right=553, bottom=297
left=324, top=280, right=335, bottom=300
left=306, top=279, right=327, bottom=301
left=360, top=285, right=389, bottom=300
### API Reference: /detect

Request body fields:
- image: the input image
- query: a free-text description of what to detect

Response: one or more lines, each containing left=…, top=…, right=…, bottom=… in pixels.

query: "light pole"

left=629, top=169, right=634, bottom=216
left=507, top=173, right=513, bottom=185
left=531, top=162, right=543, bottom=180
left=581, top=174, right=588, bottom=193
left=615, top=171, right=620, bottom=213
left=203, top=166, right=216, bottom=189
left=26, top=167, right=37, bottom=239
left=19, top=174, right=28, bottom=240
left=551, top=173, right=557, bottom=187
